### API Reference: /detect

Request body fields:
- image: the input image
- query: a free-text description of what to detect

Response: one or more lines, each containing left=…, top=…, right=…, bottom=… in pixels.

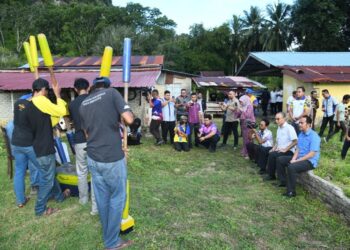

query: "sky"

left=112, top=0, right=295, bottom=34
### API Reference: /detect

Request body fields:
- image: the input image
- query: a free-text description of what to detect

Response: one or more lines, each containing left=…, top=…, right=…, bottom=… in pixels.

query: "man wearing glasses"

left=264, top=112, right=298, bottom=181
left=276, top=116, right=321, bottom=197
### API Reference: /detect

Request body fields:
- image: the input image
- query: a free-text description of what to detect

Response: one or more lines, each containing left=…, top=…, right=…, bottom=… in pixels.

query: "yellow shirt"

left=32, top=95, right=68, bottom=127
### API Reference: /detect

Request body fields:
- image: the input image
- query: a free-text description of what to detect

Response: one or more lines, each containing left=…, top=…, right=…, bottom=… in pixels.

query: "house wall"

left=0, top=91, right=27, bottom=123
left=156, top=72, right=192, bottom=98
left=313, top=82, right=350, bottom=126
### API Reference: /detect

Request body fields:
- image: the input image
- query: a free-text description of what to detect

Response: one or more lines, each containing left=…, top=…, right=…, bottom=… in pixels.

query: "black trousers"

left=319, top=115, right=335, bottom=137
left=276, top=102, right=283, bottom=112
left=326, top=121, right=346, bottom=141
left=261, top=102, right=268, bottom=116
left=200, top=134, right=220, bottom=152
left=222, top=121, right=239, bottom=146
left=257, top=146, right=272, bottom=171
left=246, top=143, right=259, bottom=162
left=341, top=139, right=350, bottom=159
left=276, top=156, right=313, bottom=193
left=189, top=123, right=200, bottom=147
left=161, top=121, right=176, bottom=144
left=270, top=103, right=276, bottom=115
left=174, top=142, right=189, bottom=152
left=150, top=119, right=162, bottom=142
left=267, top=150, right=294, bottom=178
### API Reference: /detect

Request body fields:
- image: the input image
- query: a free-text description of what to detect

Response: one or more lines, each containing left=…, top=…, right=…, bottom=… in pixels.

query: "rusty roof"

left=193, top=76, right=266, bottom=88
left=19, top=55, right=164, bottom=69
left=200, top=71, right=225, bottom=77
left=0, top=69, right=161, bottom=90
left=282, top=66, right=350, bottom=83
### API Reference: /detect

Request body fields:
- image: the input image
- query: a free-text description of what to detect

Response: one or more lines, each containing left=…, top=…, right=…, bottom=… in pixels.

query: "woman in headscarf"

left=239, top=94, right=256, bottom=158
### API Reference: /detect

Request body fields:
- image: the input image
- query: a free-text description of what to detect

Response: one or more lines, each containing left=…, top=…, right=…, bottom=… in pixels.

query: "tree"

left=291, top=0, right=348, bottom=51
left=263, top=2, right=292, bottom=51
left=230, top=15, right=245, bottom=74
left=241, top=6, right=265, bottom=52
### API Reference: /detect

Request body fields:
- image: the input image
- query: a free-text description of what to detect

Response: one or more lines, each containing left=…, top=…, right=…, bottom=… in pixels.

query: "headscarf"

left=239, top=95, right=251, bottom=112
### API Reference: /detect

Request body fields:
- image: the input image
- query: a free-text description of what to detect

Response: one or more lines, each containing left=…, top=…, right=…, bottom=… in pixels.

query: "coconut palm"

left=230, top=15, right=245, bottom=74
left=263, top=1, right=292, bottom=51
left=241, top=6, right=265, bottom=52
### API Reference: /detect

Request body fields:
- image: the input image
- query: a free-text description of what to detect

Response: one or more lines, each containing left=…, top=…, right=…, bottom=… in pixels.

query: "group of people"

left=8, top=76, right=134, bottom=250
left=148, top=88, right=257, bottom=155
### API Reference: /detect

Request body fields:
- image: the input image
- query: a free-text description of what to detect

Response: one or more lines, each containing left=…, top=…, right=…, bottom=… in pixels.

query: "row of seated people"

left=246, top=112, right=321, bottom=198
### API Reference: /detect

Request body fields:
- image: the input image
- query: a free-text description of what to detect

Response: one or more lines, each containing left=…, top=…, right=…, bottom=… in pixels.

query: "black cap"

left=32, top=78, right=49, bottom=91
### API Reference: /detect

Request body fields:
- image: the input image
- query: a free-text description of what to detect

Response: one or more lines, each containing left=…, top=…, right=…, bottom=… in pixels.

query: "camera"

left=246, top=120, right=258, bottom=129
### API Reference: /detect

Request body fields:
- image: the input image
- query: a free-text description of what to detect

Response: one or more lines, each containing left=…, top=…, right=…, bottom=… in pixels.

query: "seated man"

left=246, top=118, right=273, bottom=174
left=128, top=118, right=142, bottom=146
left=264, top=112, right=298, bottom=181
left=174, top=116, right=190, bottom=152
left=198, top=114, right=220, bottom=152
left=276, top=116, right=321, bottom=197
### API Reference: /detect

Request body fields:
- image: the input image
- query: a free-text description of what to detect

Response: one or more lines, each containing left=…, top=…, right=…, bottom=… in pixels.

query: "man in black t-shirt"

left=80, top=77, right=134, bottom=249
left=69, top=78, right=97, bottom=215
left=28, top=78, right=71, bottom=216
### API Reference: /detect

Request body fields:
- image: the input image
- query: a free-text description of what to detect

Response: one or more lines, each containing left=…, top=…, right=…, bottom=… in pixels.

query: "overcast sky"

left=112, top=0, right=295, bottom=34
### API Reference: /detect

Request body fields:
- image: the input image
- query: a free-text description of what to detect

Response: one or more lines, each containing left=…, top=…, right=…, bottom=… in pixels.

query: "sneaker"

left=218, top=143, right=227, bottom=148
left=90, top=210, right=98, bottom=216
left=233, top=146, right=237, bottom=150
left=156, top=140, right=164, bottom=146
left=263, top=175, right=276, bottom=181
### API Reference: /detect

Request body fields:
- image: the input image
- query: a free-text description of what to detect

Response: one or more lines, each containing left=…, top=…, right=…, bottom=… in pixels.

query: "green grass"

left=1, top=122, right=350, bottom=249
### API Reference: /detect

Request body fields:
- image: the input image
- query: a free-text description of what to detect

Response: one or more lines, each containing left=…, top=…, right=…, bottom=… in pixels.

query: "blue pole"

left=123, top=38, right=132, bottom=83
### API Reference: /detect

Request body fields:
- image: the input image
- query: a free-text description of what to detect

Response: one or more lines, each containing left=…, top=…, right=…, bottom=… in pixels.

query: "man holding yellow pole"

left=80, top=44, right=134, bottom=249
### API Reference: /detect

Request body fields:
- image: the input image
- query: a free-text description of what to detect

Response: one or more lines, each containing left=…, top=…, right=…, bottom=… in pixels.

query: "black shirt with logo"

left=69, top=94, right=88, bottom=144
left=12, top=99, right=33, bottom=147
left=80, top=88, right=131, bottom=163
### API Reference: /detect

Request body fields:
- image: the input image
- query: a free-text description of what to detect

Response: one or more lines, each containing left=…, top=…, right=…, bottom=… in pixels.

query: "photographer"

left=174, top=116, right=191, bottom=152
left=148, top=89, right=164, bottom=145
left=246, top=119, right=273, bottom=174
left=197, top=114, right=220, bottom=152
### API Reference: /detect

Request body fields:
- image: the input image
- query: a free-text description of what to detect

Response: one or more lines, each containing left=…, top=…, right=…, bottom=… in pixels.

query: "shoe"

left=106, top=239, right=134, bottom=250
left=233, top=146, right=237, bottom=150
left=263, top=175, right=276, bottom=181
left=258, top=170, right=266, bottom=175
left=282, top=191, right=296, bottom=198
left=273, top=182, right=286, bottom=187
left=219, top=143, right=227, bottom=148
left=156, top=140, right=164, bottom=146
left=30, top=186, right=39, bottom=195
left=90, top=210, right=98, bottom=216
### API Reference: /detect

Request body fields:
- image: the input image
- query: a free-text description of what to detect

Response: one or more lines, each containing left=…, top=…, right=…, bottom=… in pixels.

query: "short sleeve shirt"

left=80, top=88, right=131, bottom=162
left=258, top=129, right=273, bottom=147
left=69, top=94, right=88, bottom=143
left=297, top=128, right=321, bottom=167
left=225, top=99, right=240, bottom=122
left=199, top=123, right=219, bottom=136
left=276, top=122, right=298, bottom=152
left=334, top=102, right=346, bottom=122
left=290, top=96, right=311, bottom=118
left=151, top=98, right=162, bottom=117
left=176, top=95, right=190, bottom=115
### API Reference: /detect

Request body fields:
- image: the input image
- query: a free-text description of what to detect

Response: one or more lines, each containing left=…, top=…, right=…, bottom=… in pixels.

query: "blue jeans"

left=87, top=156, right=127, bottom=249
left=12, top=145, right=41, bottom=205
left=35, top=154, right=64, bottom=215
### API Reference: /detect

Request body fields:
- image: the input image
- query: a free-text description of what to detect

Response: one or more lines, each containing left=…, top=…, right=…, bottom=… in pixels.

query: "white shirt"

left=270, top=91, right=277, bottom=103
left=161, top=98, right=176, bottom=122
left=290, top=96, right=311, bottom=120
left=287, top=96, right=295, bottom=108
left=276, top=90, right=283, bottom=102
left=276, top=122, right=298, bottom=152
left=258, top=128, right=273, bottom=147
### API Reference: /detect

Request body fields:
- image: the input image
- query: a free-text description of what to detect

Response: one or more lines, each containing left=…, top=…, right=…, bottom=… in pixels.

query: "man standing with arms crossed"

left=80, top=77, right=134, bottom=250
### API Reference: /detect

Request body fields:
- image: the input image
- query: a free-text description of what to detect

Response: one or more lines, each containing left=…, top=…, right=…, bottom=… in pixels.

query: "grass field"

left=1, top=122, right=350, bottom=249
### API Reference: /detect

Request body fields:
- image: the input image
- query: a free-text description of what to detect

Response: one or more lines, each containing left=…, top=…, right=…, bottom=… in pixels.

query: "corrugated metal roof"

left=282, top=66, right=350, bottom=83
left=19, top=56, right=164, bottom=69
left=200, top=71, right=225, bottom=77
left=192, top=76, right=266, bottom=88
left=251, top=52, right=350, bottom=67
left=0, top=69, right=160, bottom=90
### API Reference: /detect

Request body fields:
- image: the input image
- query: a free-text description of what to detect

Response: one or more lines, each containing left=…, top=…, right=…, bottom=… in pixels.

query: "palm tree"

left=263, top=1, right=292, bottom=51
left=241, top=6, right=265, bottom=52
left=230, top=15, right=245, bottom=74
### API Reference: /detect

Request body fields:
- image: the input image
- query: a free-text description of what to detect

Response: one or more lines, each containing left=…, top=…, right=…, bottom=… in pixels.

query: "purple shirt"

left=199, top=123, right=219, bottom=136
left=187, top=101, right=201, bottom=124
